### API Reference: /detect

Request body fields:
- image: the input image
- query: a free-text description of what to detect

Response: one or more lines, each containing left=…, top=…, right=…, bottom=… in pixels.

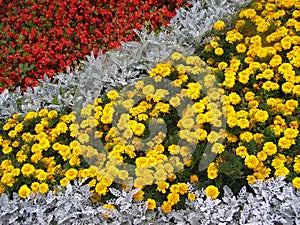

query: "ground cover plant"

left=0, top=0, right=300, bottom=224
left=0, top=0, right=187, bottom=92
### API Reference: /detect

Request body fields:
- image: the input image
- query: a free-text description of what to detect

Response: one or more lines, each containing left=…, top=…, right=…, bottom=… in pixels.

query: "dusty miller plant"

left=0, top=177, right=299, bottom=224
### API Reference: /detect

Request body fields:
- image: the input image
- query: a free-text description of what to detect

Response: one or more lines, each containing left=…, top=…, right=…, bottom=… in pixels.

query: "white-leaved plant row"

left=0, top=177, right=299, bottom=225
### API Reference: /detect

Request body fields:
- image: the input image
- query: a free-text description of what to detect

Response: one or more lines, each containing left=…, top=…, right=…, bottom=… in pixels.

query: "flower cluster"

left=0, top=52, right=226, bottom=213
left=199, top=0, right=300, bottom=192
left=0, top=0, right=187, bottom=92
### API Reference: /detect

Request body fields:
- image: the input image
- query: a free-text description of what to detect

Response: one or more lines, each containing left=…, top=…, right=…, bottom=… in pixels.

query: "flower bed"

left=1, top=0, right=300, bottom=224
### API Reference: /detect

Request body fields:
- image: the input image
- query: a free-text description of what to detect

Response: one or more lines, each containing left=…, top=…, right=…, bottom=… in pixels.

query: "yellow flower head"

left=18, top=184, right=31, bottom=199
left=205, top=185, right=220, bottom=199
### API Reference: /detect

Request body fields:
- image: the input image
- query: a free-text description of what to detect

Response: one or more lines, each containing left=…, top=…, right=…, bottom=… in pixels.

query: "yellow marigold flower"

left=245, top=155, right=260, bottom=169
left=235, top=146, right=248, bottom=158
left=161, top=201, right=172, bottom=214
left=278, top=136, right=294, bottom=149
left=238, top=118, right=250, bottom=129
left=207, top=131, right=220, bottom=143
left=156, top=181, right=169, bottom=193
left=31, top=182, right=40, bottom=193
left=218, top=62, right=228, bottom=70
left=275, top=167, right=290, bottom=178
left=171, top=52, right=184, bottom=61
left=263, top=142, right=277, bottom=156
left=21, top=163, right=35, bottom=177
left=146, top=198, right=156, bottom=210
left=132, top=123, right=145, bottom=136
left=254, top=110, right=269, bottom=123
left=205, top=185, right=220, bottom=199
left=257, top=151, right=268, bottom=161
left=214, top=47, right=224, bottom=56
left=213, top=20, right=225, bottom=30
left=187, top=192, right=196, bottom=201
left=284, top=128, right=299, bottom=139
left=178, top=183, right=188, bottom=195
left=167, top=192, right=180, bottom=206
left=247, top=175, right=257, bottom=184
left=65, top=168, right=78, bottom=180
left=133, top=189, right=144, bottom=200
left=78, top=133, right=89, bottom=144
left=48, top=110, right=58, bottom=119
left=18, top=184, right=31, bottom=199
left=211, top=143, right=225, bottom=154
left=240, top=131, right=253, bottom=142
left=294, top=162, right=300, bottom=173
left=207, top=168, right=218, bottom=180
left=142, top=85, right=155, bottom=96
left=2, top=146, right=13, bottom=154
left=292, top=177, right=300, bottom=189
left=107, top=90, right=119, bottom=101
left=272, top=157, right=286, bottom=170
left=190, top=175, right=199, bottom=183
left=228, top=92, right=241, bottom=105
left=236, top=43, right=247, bottom=53
left=39, top=183, right=49, bottom=194
left=14, top=123, right=23, bottom=132
left=60, top=177, right=70, bottom=187
left=169, top=96, right=181, bottom=107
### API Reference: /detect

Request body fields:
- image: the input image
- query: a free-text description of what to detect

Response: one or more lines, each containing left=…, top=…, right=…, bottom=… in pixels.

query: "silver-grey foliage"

left=0, top=177, right=299, bottom=225
left=0, top=0, right=253, bottom=121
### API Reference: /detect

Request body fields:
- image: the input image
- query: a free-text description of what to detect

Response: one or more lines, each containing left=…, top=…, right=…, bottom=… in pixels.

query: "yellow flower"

left=211, top=143, right=225, bottom=154
left=30, top=182, right=40, bottom=193
left=213, top=20, right=225, bottom=30
left=132, top=123, right=145, bottom=136
left=278, top=136, right=294, bottom=149
left=146, top=198, right=156, bottom=210
left=178, top=183, right=188, bottom=195
left=161, top=201, right=172, bottom=214
left=170, top=96, right=181, bottom=107
left=156, top=181, right=169, bottom=193
left=207, top=131, right=220, bottom=143
left=274, top=167, right=290, bottom=178
left=48, top=110, right=58, bottom=119
left=228, top=92, right=241, bottom=105
left=18, top=184, right=31, bottom=199
left=235, top=146, right=248, bottom=158
left=207, top=169, right=218, bottom=180
left=171, top=52, right=184, bottom=61
left=237, top=118, right=250, bottom=129
left=188, top=193, right=196, bottom=201
left=236, top=43, right=247, bottom=53
left=167, top=192, right=180, bottom=206
left=205, top=185, right=220, bottom=199
left=190, top=175, right=199, bottom=183
left=245, top=155, right=259, bottom=169
left=215, top=47, right=224, bottom=56
left=257, top=151, right=268, bottom=161
left=240, top=131, right=253, bottom=142
left=65, top=168, right=78, bottom=180
left=292, top=177, right=300, bottom=189
left=247, top=175, right=257, bottom=184
left=107, top=90, right=119, bottom=101
left=263, top=142, right=277, bottom=156
left=60, top=177, right=70, bottom=187
left=2, top=146, right=13, bottom=154
left=39, top=183, right=49, bottom=194
left=21, top=163, right=35, bottom=177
